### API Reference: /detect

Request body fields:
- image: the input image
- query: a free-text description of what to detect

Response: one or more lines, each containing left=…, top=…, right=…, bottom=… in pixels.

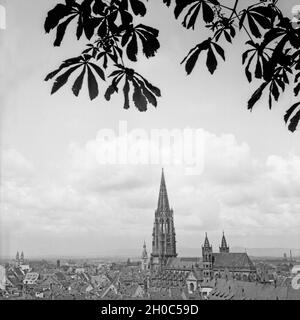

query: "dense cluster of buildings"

left=0, top=170, right=299, bottom=300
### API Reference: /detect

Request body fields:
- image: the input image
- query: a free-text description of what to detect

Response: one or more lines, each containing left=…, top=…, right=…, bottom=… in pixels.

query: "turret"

left=202, top=233, right=213, bottom=280
left=141, top=241, right=149, bottom=271
left=219, top=232, right=229, bottom=253
left=20, top=251, right=24, bottom=265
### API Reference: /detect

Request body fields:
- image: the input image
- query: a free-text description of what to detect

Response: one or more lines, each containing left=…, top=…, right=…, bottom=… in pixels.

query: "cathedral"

left=141, top=169, right=256, bottom=282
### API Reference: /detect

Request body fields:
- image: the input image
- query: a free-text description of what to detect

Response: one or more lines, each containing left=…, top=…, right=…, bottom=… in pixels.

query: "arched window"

left=189, top=283, right=195, bottom=292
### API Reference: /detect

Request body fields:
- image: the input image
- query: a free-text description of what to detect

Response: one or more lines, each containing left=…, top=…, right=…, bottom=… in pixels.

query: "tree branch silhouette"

left=44, top=0, right=300, bottom=131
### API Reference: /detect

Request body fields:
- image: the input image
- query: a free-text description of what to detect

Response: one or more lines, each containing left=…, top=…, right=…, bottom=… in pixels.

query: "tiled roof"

left=118, top=283, right=142, bottom=297
left=212, top=253, right=255, bottom=270
left=166, top=257, right=201, bottom=270
left=208, top=279, right=289, bottom=300
left=24, top=272, right=39, bottom=283
left=54, top=272, right=66, bottom=282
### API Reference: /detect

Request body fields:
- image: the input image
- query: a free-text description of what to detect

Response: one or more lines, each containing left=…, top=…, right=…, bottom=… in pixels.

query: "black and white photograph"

left=1, top=0, right=300, bottom=307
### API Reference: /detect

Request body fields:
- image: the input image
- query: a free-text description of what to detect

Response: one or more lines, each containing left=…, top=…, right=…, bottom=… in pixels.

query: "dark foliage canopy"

left=44, top=0, right=300, bottom=132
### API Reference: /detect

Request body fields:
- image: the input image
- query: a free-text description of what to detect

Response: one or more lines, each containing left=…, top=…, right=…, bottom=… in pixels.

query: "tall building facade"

left=150, top=169, right=177, bottom=270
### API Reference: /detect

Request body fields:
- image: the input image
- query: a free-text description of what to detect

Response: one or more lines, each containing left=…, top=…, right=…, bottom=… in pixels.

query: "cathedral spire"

left=204, top=233, right=210, bottom=248
left=151, top=169, right=177, bottom=270
left=221, top=232, right=227, bottom=247
left=220, top=231, right=230, bottom=253
left=157, top=168, right=170, bottom=213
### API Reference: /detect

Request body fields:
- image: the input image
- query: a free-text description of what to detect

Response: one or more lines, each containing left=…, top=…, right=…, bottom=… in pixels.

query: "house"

left=186, top=268, right=203, bottom=294
left=75, top=268, right=85, bottom=274
left=90, top=274, right=110, bottom=288
left=207, top=279, right=290, bottom=300
left=118, top=282, right=144, bottom=299
left=23, top=272, right=39, bottom=285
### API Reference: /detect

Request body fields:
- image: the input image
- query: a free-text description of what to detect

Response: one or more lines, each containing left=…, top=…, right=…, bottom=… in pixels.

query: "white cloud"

left=1, top=129, right=300, bottom=257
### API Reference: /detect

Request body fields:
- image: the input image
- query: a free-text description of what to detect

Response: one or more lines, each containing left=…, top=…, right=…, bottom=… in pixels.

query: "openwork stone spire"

left=220, top=231, right=230, bottom=253
left=204, top=232, right=210, bottom=248
left=157, top=168, right=170, bottom=213
left=151, top=169, right=177, bottom=270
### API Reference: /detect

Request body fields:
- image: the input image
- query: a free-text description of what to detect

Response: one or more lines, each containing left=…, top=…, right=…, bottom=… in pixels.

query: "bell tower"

left=202, top=233, right=213, bottom=280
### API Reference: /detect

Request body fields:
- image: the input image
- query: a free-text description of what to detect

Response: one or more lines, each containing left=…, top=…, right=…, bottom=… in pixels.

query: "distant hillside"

left=177, top=247, right=300, bottom=259
left=1, top=246, right=300, bottom=261
left=231, top=247, right=300, bottom=259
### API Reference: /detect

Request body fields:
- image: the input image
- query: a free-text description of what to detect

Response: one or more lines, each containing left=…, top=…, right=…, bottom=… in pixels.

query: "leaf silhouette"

left=123, top=77, right=130, bottom=109
left=51, top=65, right=81, bottom=94
left=284, top=102, right=300, bottom=124
left=72, top=66, right=86, bottom=96
left=89, top=63, right=105, bottom=81
left=135, top=78, right=158, bottom=107
left=135, top=72, right=161, bottom=97
left=127, top=33, right=138, bottom=61
left=47, top=54, right=106, bottom=98
left=239, top=6, right=272, bottom=38
left=175, top=0, right=216, bottom=28
left=284, top=102, right=300, bottom=132
left=181, top=39, right=210, bottom=74
left=122, top=24, right=160, bottom=61
left=182, top=38, right=225, bottom=75
left=129, top=0, right=147, bottom=17
left=288, top=110, right=300, bottom=132
left=54, top=15, right=77, bottom=46
left=44, top=2, right=76, bottom=33
left=104, top=66, right=160, bottom=110
left=132, top=79, right=148, bottom=111
left=87, top=65, right=99, bottom=100
left=248, top=82, right=268, bottom=110
left=206, top=47, right=217, bottom=74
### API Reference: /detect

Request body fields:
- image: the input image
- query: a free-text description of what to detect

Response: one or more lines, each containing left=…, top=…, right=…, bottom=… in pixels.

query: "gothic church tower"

left=150, top=169, right=177, bottom=270
left=202, top=233, right=213, bottom=280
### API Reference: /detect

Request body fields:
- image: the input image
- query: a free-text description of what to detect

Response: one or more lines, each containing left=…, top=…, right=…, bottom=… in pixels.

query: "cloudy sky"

left=1, top=0, right=300, bottom=258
